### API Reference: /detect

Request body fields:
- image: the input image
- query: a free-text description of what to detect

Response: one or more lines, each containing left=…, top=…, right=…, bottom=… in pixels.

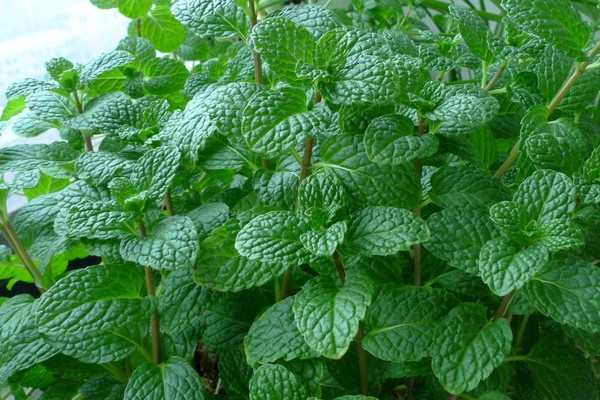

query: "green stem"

left=481, top=61, right=489, bottom=89
left=484, top=59, right=509, bottom=91
left=140, top=221, right=162, bottom=365
left=355, top=323, right=369, bottom=395
left=411, top=114, right=426, bottom=287
left=512, top=314, right=530, bottom=355
left=421, top=0, right=502, bottom=21
left=164, top=190, right=175, bottom=216
left=136, top=18, right=142, bottom=37
left=493, top=138, right=520, bottom=179
left=102, top=362, right=129, bottom=384
left=72, top=90, right=93, bottom=152
left=504, top=355, right=530, bottom=363
left=248, top=0, right=263, bottom=85
left=2, top=221, right=44, bottom=291
left=494, top=291, right=515, bottom=321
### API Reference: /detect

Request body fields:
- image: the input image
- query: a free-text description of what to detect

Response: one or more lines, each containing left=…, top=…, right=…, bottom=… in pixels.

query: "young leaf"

left=142, top=57, right=190, bottom=95
left=431, top=303, right=512, bottom=394
left=249, top=364, right=307, bottom=400
left=171, top=0, right=249, bottom=40
left=124, top=356, right=205, bottom=400
left=301, top=221, right=347, bottom=257
left=141, top=5, right=186, bottom=52
left=347, top=206, right=430, bottom=256
left=118, top=0, right=152, bottom=18
left=449, top=5, right=495, bottom=62
left=293, top=270, right=374, bottom=359
left=131, top=146, right=181, bottom=203
left=245, top=297, right=318, bottom=366
left=120, top=216, right=199, bottom=271
left=35, top=264, right=154, bottom=336
left=363, top=286, right=458, bottom=362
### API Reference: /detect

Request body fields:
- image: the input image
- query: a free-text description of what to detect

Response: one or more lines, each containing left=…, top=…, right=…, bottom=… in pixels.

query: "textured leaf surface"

left=364, top=114, right=438, bottom=165
left=36, top=264, right=154, bottom=335
left=449, top=5, right=494, bottom=62
left=363, top=286, right=457, bottom=362
left=301, top=221, right=347, bottom=257
left=293, top=270, right=373, bottom=358
left=245, top=297, right=318, bottom=366
left=58, top=200, right=137, bottom=240
left=171, top=0, right=248, bottom=39
left=235, top=211, right=311, bottom=265
left=479, top=238, right=549, bottom=296
left=159, top=268, right=206, bottom=334
left=124, top=357, right=205, bottom=400
left=425, top=208, right=500, bottom=274
left=347, top=206, right=430, bottom=256
left=524, top=257, right=600, bottom=333
left=141, top=5, right=186, bottom=52
left=131, top=146, right=181, bottom=203
left=431, top=303, right=512, bottom=394
left=249, top=364, right=307, bottom=400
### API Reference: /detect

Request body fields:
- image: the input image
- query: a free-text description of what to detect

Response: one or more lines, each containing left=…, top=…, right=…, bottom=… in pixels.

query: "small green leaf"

left=301, top=221, right=347, bottom=257
left=143, top=57, right=189, bottom=95
left=524, top=257, right=600, bottom=333
left=347, top=206, right=430, bottom=256
left=364, top=114, right=438, bottom=165
left=535, top=219, right=584, bottom=252
left=80, top=50, right=135, bottom=87
left=120, top=216, right=198, bottom=271
left=245, top=297, right=318, bottom=366
left=141, top=5, right=186, bottom=52
left=36, top=264, right=154, bottom=336
left=426, top=207, right=500, bottom=274
left=293, top=270, right=374, bottom=358
left=431, top=303, right=512, bottom=394
left=124, top=357, right=205, bottom=400
left=235, top=211, right=311, bottom=265
left=249, top=364, right=307, bottom=400
left=0, top=142, right=78, bottom=174
left=363, top=286, right=458, bottom=362
left=76, top=151, right=134, bottom=185
left=159, top=268, right=206, bottom=334
left=131, top=146, right=181, bottom=203
left=450, top=5, right=495, bottom=62
left=479, top=238, right=549, bottom=296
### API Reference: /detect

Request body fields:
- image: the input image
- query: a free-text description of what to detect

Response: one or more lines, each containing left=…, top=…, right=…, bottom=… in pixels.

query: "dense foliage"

left=1, top=0, right=600, bottom=398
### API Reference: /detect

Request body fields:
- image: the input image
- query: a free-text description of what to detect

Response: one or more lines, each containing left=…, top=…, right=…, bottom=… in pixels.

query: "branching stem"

left=139, top=221, right=162, bottom=365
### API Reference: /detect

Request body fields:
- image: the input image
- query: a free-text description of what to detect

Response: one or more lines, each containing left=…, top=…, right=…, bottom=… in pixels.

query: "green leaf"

left=271, top=6, right=339, bottom=39
left=120, top=216, right=198, bottom=271
left=249, top=364, right=307, bottom=400
left=0, top=142, right=78, bottom=174
left=35, top=264, right=154, bottom=335
left=250, top=17, right=316, bottom=83
left=26, top=90, right=75, bottom=121
left=123, top=357, right=205, bottom=400
left=298, top=171, right=346, bottom=217
left=301, top=221, right=347, bottom=257
left=0, top=96, right=26, bottom=121
left=449, top=6, right=494, bottom=62
left=44, top=328, right=138, bottom=364
left=131, top=146, right=181, bottom=203
left=501, top=0, right=591, bottom=57
left=76, top=151, right=134, bottom=185
left=363, top=286, right=458, bottom=362
left=196, top=220, right=286, bottom=292
left=521, top=337, right=598, bottom=400
left=535, top=44, right=572, bottom=101
left=159, top=268, right=206, bottom=334
left=235, top=211, right=311, bottom=265
left=0, top=295, right=58, bottom=385
left=57, top=199, right=137, bottom=240
left=364, top=114, right=438, bottom=165
left=171, top=0, right=249, bottom=40
left=431, top=303, right=512, bottom=394
left=479, top=238, right=549, bottom=296
left=141, top=5, right=186, bottom=52
left=558, top=69, right=600, bottom=113
left=143, top=57, right=189, bottom=95
left=241, top=87, right=329, bottom=155
left=117, top=37, right=156, bottom=66
left=524, top=257, right=600, bottom=333
left=80, top=50, right=135, bottom=87
left=5, top=78, right=57, bottom=100
left=429, top=164, right=509, bottom=208
left=118, top=0, right=152, bottom=18
left=12, top=114, right=56, bottom=138
left=347, top=206, right=430, bottom=256
left=320, top=133, right=420, bottom=208
left=535, top=219, right=584, bottom=252
left=245, top=297, right=318, bottom=366
left=293, top=270, right=374, bottom=358
left=14, top=192, right=62, bottom=245
left=425, top=207, right=500, bottom=274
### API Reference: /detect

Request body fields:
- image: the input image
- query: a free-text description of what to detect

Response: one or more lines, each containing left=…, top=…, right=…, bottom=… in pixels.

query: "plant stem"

left=480, top=61, right=489, bottom=89
left=164, top=190, right=175, bottom=216
left=332, top=250, right=346, bottom=284
left=484, top=59, right=509, bottom=91
left=493, top=41, right=600, bottom=178
left=102, top=362, right=129, bottom=383
left=512, top=314, right=530, bottom=355
left=248, top=0, right=263, bottom=85
left=72, top=90, right=93, bottom=152
left=136, top=18, right=142, bottom=37
left=411, top=115, right=426, bottom=287
left=2, top=221, right=44, bottom=291
left=493, top=291, right=515, bottom=321
left=139, top=221, right=162, bottom=365
left=447, top=395, right=458, bottom=400
left=355, top=323, right=369, bottom=395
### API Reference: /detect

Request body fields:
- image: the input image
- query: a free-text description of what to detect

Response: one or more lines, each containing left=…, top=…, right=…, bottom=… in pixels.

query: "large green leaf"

left=293, top=270, right=374, bottom=359
left=120, top=216, right=199, bottom=271
left=171, top=0, right=249, bottom=39
left=159, top=268, right=206, bottom=334
left=141, top=5, right=186, bottom=52
left=245, top=297, right=318, bottom=366
left=431, top=303, right=512, bottom=394
left=123, top=356, right=205, bottom=400
left=249, top=364, right=307, bottom=400
left=36, top=264, right=154, bottom=335
left=347, top=206, right=430, bottom=256
left=363, top=286, right=458, bottom=362
left=524, top=257, right=600, bottom=333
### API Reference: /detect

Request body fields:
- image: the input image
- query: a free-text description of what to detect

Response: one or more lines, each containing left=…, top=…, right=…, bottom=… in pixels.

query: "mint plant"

left=1, top=0, right=600, bottom=398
